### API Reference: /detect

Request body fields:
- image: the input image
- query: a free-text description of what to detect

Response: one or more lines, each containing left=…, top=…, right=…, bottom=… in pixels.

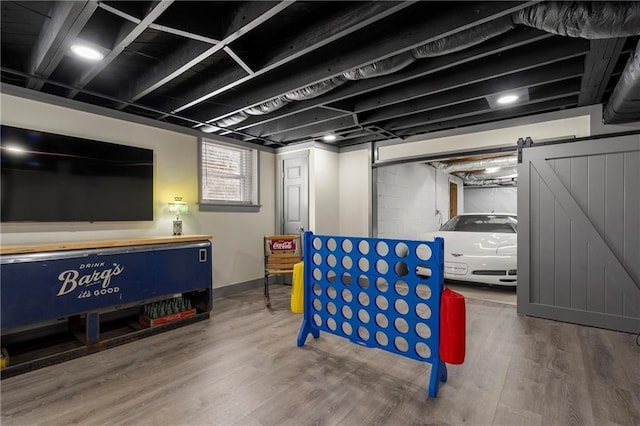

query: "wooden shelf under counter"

left=0, top=235, right=213, bottom=378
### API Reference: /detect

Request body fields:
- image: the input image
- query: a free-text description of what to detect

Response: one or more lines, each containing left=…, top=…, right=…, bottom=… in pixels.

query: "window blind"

left=201, top=140, right=257, bottom=204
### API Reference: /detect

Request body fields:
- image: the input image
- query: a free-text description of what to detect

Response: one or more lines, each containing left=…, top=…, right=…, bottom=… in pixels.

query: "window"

left=199, top=138, right=260, bottom=212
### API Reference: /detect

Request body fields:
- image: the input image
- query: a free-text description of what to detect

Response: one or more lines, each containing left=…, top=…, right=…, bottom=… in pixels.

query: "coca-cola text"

left=270, top=240, right=296, bottom=251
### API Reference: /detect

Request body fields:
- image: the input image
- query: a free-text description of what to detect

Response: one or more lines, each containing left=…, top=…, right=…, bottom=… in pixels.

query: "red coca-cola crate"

left=138, top=308, right=196, bottom=328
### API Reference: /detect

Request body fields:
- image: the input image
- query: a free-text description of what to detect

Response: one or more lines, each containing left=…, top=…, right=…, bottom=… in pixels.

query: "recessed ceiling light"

left=486, top=89, right=529, bottom=109
left=496, top=94, right=519, bottom=105
left=322, top=134, right=337, bottom=142
left=70, top=44, right=104, bottom=61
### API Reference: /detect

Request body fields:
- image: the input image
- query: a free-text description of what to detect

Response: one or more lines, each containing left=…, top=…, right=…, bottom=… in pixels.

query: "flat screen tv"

left=1, top=125, right=154, bottom=222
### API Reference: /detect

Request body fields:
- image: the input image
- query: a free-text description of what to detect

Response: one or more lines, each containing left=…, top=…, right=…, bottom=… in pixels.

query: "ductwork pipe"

left=214, top=111, right=248, bottom=127
left=342, top=17, right=514, bottom=82
left=234, top=14, right=515, bottom=126
left=206, top=3, right=640, bottom=135
left=604, top=40, right=640, bottom=124
left=436, top=156, right=518, bottom=173
left=461, top=166, right=518, bottom=181
left=343, top=53, right=415, bottom=80
left=412, top=16, right=515, bottom=58
left=244, top=97, right=289, bottom=115
left=513, top=2, right=640, bottom=38
left=284, top=77, right=346, bottom=101
left=464, top=177, right=518, bottom=186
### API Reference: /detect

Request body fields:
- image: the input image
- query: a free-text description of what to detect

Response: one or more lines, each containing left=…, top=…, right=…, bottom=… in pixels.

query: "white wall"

left=377, top=163, right=434, bottom=240
left=7, top=93, right=626, bottom=290
left=0, top=93, right=276, bottom=289
left=376, top=163, right=461, bottom=239
left=310, top=148, right=340, bottom=234
left=339, top=148, right=370, bottom=237
left=200, top=151, right=276, bottom=287
left=464, top=187, right=517, bottom=214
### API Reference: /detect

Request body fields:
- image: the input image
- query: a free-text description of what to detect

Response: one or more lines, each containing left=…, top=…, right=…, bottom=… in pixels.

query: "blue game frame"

left=297, top=232, right=448, bottom=397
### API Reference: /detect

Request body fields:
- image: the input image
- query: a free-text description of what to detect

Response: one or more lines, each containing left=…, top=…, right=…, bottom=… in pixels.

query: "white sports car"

left=424, top=213, right=518, bottom=286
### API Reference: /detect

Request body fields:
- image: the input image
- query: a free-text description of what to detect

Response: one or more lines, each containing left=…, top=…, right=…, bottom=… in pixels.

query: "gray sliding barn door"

left=518, top=134, right=640, bottom=333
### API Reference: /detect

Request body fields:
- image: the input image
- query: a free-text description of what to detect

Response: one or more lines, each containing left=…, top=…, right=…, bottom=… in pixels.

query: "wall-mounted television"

left=1, top=125, right=154, bottom=222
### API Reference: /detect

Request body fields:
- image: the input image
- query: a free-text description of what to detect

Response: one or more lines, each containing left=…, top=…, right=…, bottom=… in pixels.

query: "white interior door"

left=282, top=155, right=308, bottom=235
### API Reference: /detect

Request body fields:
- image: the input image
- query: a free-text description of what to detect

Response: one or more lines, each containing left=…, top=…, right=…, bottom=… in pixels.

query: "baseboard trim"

left=213, top=278, right=263, bottom=298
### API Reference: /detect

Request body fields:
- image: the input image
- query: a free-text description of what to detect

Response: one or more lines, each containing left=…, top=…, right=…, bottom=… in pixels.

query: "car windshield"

left=440, top=214, right=517, bottom=233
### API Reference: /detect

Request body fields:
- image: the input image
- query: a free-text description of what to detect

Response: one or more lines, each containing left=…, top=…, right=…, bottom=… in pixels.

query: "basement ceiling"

left=428, top=153, right=519, bottom=186
left=1, top=1, right=639, bottom=148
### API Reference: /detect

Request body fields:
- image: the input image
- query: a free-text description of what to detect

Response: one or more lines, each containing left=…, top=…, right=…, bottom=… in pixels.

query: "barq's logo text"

left=57, top=263, right=124, bottom=296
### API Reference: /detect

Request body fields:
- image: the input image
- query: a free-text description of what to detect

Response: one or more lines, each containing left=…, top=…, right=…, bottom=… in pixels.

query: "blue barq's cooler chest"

left=0, top=237, right=213, bottom=376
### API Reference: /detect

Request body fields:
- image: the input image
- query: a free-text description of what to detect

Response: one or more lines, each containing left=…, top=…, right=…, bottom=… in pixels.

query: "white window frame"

left=199, top=138, right=260, bottom=212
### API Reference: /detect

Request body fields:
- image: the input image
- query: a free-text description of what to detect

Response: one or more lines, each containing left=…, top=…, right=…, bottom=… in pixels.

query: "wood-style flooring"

left=2, top=285, right=639, bottom=425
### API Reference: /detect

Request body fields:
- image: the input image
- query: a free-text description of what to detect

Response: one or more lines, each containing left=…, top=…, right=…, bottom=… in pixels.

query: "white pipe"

left=464, top=177, right=517, bottom=186
left=462, top=166, right=518, bottom=181
left=437, top=156, right=517, bottom=173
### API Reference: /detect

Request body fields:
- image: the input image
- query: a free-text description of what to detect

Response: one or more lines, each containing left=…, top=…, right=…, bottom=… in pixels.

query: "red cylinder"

left=439, top=288, right=466, bottom=364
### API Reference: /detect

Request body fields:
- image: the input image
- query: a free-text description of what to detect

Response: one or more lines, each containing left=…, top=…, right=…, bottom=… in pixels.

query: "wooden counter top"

left=0, top=235, right=213, bottom=255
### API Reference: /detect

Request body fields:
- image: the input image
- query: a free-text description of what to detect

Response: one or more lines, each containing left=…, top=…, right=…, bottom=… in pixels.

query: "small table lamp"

left=168, top=197, right=188, bottom=235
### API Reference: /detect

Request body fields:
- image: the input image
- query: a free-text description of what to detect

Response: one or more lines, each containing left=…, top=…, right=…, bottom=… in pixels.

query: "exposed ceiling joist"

left=245, top=44, right=585, bottom=143
left=190, top=1, right=536, bottom=124
left=2, top=1, right=637, bottom=149
left=126, top=0, right=292, bottom=109
left=117, top=39, right=218, bottom=106
left=229, top=27, right=553, bottom=134
left=97, top=2, right=221, bottom=44
left=359, top=59, right=584, bottom=125
left=398, top=95, right=579, bottom=136
left=388, top=78, right=580, bottom=131
left=159, top=1, right=415, bottom=116
left=336, top=133, right=391, bottom=147
left=258, top=1, right=416, bottom=72
left=351, top=38, right=588, bottom=114
left=250, top=107, right=349, bottom=138
left=28, top=0, right=98, bottom=91
left=269, top=115, right=359, bottom=143
left=67, top=1, right=175, bottom=98
left=578, top=38, right=627, bottom=106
